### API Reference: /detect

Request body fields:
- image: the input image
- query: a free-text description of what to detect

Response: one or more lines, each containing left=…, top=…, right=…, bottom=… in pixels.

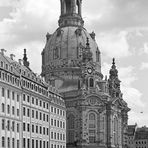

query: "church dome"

left=41, top=0, right=102, bottom=91
left=43, top=26, right=100, bottom=67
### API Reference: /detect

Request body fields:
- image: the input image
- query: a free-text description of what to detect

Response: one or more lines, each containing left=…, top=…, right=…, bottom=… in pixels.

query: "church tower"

left=41, top=1, right=130, bottom=148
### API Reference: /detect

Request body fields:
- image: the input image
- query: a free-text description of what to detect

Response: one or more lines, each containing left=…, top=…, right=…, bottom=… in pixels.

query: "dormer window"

left=6, top=64, right=8, bottom=70
left=1, top=61, right=4, bottom=68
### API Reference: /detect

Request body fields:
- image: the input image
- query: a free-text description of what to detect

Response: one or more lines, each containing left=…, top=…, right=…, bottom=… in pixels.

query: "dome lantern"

left=59, top=0, right=84, bottom=27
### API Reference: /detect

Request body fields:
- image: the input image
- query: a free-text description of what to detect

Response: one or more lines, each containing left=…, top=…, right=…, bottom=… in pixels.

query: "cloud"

left=84, top=0, right=148, bottom=32
left=0, top=0, right=59, bottom=48
left=143, top=43, right=148, bottom=54
left=140, top=62, right=148, bottom=70
left=98, top=31, right=131, bottom=58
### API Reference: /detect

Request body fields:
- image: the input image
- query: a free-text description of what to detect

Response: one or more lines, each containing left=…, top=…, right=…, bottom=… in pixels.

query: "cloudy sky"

left=0, top=0, right=148, bottom=127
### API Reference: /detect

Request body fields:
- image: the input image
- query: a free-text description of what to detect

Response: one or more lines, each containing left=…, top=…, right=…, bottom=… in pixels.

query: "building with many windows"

left=0, top=49, right=66, bottom=148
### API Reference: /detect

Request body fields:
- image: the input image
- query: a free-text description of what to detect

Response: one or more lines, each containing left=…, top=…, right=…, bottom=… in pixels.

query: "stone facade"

left=41, top=0, right=130, bottom=148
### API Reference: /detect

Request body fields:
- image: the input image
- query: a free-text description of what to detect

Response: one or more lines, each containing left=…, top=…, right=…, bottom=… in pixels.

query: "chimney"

left=18, top=59, right=22, bottom=65
left=1, top=49, right=6, bottom=55
left=23, top=49, right=30, bottom=67
left=10, top=54, right=15, bottom=60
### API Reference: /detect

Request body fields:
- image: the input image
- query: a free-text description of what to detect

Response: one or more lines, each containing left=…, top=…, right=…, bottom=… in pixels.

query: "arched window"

left=65, top=0, right=71, bottom=14
left=88, top=113, right=97, bottom=143
left=89, top=78, right=94, bottom=88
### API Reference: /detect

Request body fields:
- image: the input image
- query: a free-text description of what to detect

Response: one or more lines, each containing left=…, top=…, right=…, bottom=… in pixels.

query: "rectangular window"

left=43, top=114, right=45, bottom=121
left=51, top=132, right=53, bottom=139
left=23, top=94, right=26, bottom=101
left=40, top=126, right=42, bottom=134
left=27, top=108, right=30, bottom=117
left=2, top=136, right=5, bottom=147
left=17, top=109, right=19, bottom=116
left=36, top=125, right=38, bottom=133
left=36, top=140, right=38, bottom=148
left=32, top=139, right=34, bottom=148
left=12, top=121, right=15, bottom=131
left=23, top=138, right=26, bottom=148
left=43, top=141, right=45, bottom=148
left=7, top=105, right=10, bottom=114
left=12, top=92, right=15, bottom=100
left=32, top=110, right=34, bottom=118
left=17, top=94, right=19, bottom=102
left=8, top=137, right=10, bottom=148
left=2, top=88, right=5, bottom=97
left=27, top=96, right=30, bottom=103
left=23, top=107, right=26, bottom=116
left=40, top=100, right=42, bottom=107
left=36, top=99, right=38, bottom=105
left=32, top=97, right=34, bottom=104
left=47, top=128, right=49, bottom=135
left=12, top=106, right=15, bottom=115
left=23, top=123, right=26, bottom=131
left=17, top=140, right=19, bottom=148
left=40, top=140, right=42, bottom=148
left=7, top=90, right=10, bottom=98
left=51, top=119, right=53, bottom=126
left=27, top=123, right=30, bottom=132
left=47, top=103, right=49, bottom=109
left=36, top=111, right=38, bottom=119
left=40, top=112, right=42, bottom=120
left=7, top=120, right=10, bottom=130
left=43, top=102, right=45, bottom=108
left=54, top=108, right=56, bottom=114
left=17, top=123, right=20, bottom=132
left=2, top=103, right=5, bottom=112
left=12, top=138, right=15, bottom=148
left=51, top=106, right=53, bottom=112
left=54, top=120, right=56, bottom=126
left=43, top=127, right=45, bottom=135
left=27, top=139, right=30, bottom=148
left=2, top=119, right=5, bottom=130
left=47, top=115, right=49, bottom=122
left=32, top=124, right=34, bottom=133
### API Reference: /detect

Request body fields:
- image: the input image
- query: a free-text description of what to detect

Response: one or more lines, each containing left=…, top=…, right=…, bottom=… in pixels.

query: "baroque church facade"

left=41, top=0, right=130, bottom=148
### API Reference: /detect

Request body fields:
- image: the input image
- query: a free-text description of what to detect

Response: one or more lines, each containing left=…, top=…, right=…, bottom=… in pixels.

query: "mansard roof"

left=135, top=127, right=148, bottom=140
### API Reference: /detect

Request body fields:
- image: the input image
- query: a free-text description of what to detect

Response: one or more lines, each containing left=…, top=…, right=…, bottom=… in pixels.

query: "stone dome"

left=41, top=0, right=102, bottom=91
left=44, top=26, right=100, bottom=65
